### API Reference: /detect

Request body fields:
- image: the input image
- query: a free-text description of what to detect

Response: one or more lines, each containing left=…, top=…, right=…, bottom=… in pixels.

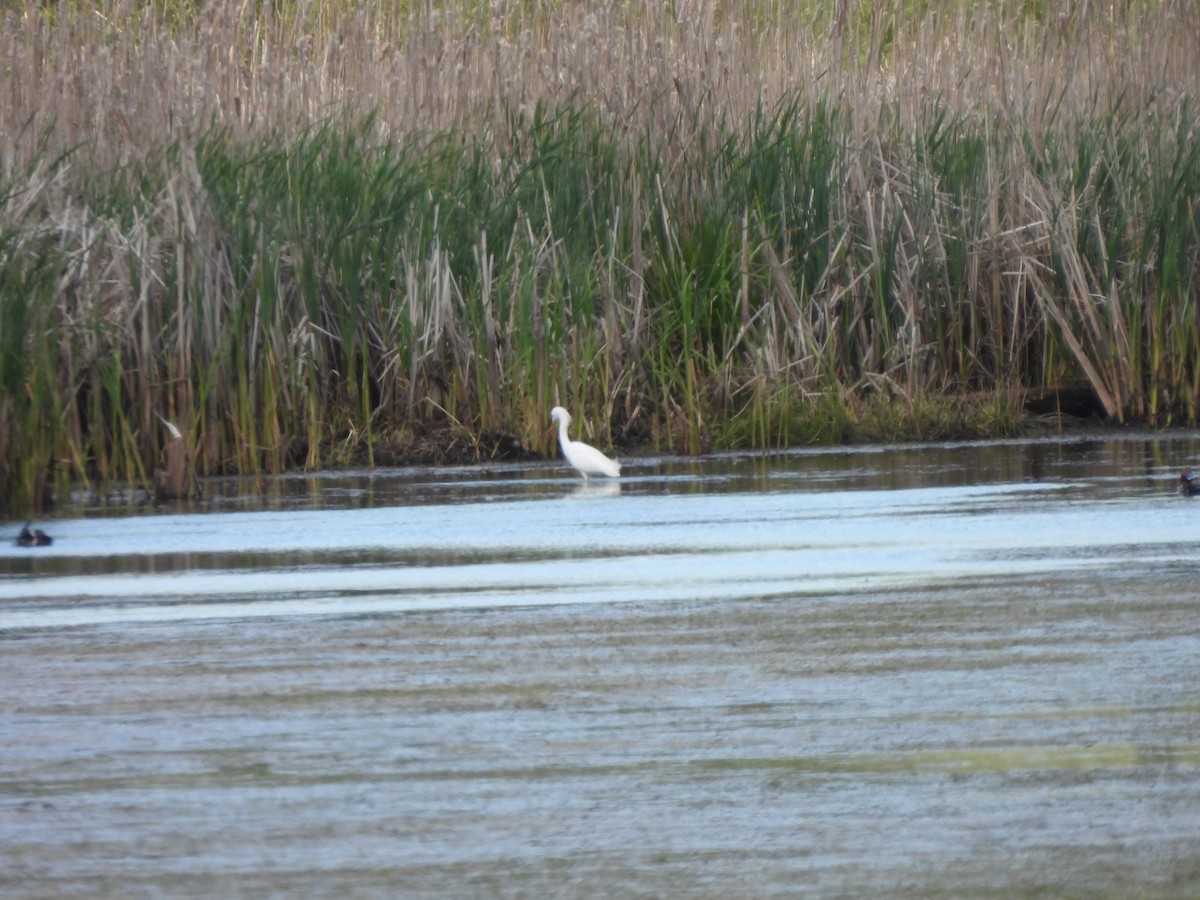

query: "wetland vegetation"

left=2, top=0, right=1199, bottom=512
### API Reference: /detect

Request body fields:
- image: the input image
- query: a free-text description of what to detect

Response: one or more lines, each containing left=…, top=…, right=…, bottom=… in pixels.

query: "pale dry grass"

left=2, top=1, right=1197, bottom=168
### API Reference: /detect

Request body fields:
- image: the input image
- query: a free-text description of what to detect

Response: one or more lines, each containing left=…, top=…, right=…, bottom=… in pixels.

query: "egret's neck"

left=555, top=416, right=571, bottom=450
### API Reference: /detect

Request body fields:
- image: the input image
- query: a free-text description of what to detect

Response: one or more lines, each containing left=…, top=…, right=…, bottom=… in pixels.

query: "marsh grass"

left=1, top=0, right=1199, bottom=510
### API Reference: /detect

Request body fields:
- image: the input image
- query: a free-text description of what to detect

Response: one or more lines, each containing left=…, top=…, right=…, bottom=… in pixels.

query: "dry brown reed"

left=4, top=1, right=1196, bottom=167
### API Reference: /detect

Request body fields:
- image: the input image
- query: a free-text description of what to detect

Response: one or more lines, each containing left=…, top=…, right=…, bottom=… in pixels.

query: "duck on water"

left=1181, top=468, right=1199, bottom=497
left=15, top=523, right=52, bottom=547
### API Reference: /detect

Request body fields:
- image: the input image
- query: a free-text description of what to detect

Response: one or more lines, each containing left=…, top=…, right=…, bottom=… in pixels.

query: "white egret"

left=550, top=406, right=621, bottom=480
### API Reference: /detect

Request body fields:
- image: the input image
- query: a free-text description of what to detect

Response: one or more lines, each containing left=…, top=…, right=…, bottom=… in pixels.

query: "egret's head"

left=550, top=406, right=570, bottom=426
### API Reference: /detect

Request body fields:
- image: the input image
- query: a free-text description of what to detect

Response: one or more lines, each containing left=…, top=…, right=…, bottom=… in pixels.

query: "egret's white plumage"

left=550, top=406, right=621, bottom=480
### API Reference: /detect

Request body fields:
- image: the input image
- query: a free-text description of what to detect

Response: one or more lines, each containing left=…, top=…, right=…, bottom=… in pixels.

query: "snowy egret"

left=550, top=406, right=621, bottom=480
left=16, top=523, right=52, bottom=547
left=1180, top=468, right=1199, bottom=497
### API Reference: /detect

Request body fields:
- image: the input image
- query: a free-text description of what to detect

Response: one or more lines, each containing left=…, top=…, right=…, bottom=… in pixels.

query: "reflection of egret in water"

left=570, top=479, right=621, bottom=500
left=550, top=406, right=621, bottom=480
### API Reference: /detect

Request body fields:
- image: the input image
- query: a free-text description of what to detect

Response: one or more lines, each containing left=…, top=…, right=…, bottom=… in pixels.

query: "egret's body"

left=550, top=406, right=621, bottom=480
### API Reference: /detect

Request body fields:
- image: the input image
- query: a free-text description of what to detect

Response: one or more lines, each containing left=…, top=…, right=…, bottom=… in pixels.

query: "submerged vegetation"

left=1, top=0, right=1199, bottom=511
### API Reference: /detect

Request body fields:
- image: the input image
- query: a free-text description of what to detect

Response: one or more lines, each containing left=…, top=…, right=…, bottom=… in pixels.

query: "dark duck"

left=16, top=523, right=53, bottom=547
left=1180, top=468, right=1200, bottom=498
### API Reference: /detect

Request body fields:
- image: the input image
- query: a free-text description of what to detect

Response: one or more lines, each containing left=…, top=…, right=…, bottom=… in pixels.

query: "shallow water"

left=2, top=434, right=1199, bottom=897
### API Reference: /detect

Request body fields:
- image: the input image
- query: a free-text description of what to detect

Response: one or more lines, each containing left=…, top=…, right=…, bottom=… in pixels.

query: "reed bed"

left=1, top=0, right=1198, bottom=510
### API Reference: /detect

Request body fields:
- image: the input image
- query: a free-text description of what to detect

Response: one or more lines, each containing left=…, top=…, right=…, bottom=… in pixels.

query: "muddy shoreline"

left=325, top=391, right=1115, bottom=471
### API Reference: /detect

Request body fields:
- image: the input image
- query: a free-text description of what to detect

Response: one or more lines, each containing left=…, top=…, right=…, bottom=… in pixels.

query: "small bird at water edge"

left=550, top=406, right=621, bottom=480
left=16, top=523, right=53, bottom=547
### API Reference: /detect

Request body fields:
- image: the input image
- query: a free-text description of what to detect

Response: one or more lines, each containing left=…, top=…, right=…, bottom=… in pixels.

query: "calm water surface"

left=2, top=435, right=1199, bottom=897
